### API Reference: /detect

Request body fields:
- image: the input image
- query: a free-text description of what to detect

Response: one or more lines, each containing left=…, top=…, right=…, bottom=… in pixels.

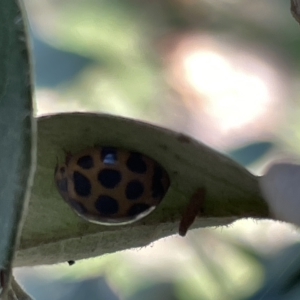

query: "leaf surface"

left=16, top=113, right=268, bottom=266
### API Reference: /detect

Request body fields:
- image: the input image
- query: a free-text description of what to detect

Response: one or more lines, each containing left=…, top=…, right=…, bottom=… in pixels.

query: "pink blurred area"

left=159, top=32, right=288, bottom=150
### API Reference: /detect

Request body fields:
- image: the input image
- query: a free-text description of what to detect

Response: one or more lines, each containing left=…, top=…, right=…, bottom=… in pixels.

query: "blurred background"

left=15, top=0, right=300, bottom=299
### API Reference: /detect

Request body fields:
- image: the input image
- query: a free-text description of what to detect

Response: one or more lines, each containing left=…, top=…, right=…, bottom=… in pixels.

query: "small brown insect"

left=54, top=146, right=170, bottom=225
left=179, top=188, right=206, bottom=236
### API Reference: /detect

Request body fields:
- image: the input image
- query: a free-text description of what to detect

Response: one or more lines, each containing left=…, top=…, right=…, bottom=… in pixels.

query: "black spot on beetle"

left=77, top=155, right=94, bottom=169
left=95, top=195, right=119, bottom=215
left=73, top=171, right=92, bottom=196
left=153, top=166, right=163, bottom=180
left=98, top=169, right=121, bottom=189
left=126, top=153, right=147, bottom=174
left=127, top=203, right=151, bottom=217
left=101, top=147, right=118, bottom=165
left=125, top=180, right=144, bottom=200
left=57, top=178, right=68, bottom=193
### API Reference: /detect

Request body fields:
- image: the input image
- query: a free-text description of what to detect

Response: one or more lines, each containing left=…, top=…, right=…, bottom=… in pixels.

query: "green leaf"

left=0, top=0, right=35, bottom=297
left=15, top=113, right=269, bottom=267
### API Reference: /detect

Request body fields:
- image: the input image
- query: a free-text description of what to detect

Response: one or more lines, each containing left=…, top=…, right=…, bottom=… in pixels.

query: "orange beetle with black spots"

left=54, top=147, right=170, bottom=225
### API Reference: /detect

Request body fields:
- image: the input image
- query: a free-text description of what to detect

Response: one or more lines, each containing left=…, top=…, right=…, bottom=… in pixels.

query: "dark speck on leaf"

left=68, top=260, right=75, bottom=266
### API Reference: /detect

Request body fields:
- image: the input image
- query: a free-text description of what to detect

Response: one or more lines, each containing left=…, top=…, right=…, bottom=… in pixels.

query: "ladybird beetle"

left=54, top=147, right=170, bottom=225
